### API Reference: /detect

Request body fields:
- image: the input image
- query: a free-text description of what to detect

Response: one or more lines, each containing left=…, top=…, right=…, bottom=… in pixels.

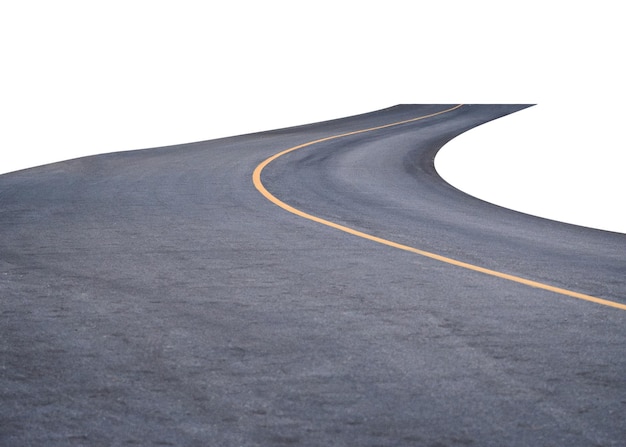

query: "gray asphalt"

left=2, top=104, right=625, bottom=446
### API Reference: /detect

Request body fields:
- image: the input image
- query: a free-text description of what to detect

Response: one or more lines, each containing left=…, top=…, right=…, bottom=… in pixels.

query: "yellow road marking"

left=253, top=105, right=626, bottom=311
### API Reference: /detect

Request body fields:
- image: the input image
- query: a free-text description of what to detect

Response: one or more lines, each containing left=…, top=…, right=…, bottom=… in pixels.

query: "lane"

left=1, top=105, right=626, bottom=446
left=255, top=104, right=626, bottom=310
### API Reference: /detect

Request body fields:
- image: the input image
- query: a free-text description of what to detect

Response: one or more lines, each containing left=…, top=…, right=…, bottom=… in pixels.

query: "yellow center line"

left=252, top=104, right=626, bottom=311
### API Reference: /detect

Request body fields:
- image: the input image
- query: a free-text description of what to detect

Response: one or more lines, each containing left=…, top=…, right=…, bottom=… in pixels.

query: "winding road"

left=2, top=104, right=625, bottom=446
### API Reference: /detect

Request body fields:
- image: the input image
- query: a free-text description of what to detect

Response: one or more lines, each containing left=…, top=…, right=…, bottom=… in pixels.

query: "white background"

left=1, top=1, right=624, bottom=232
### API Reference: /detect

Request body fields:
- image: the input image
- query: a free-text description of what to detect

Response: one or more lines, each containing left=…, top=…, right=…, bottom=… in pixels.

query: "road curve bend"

left=2, top=104, right=625, bottom=446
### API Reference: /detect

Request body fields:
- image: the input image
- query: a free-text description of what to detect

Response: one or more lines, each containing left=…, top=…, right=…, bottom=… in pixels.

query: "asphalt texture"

left=2, top=104, right=626, bottom=446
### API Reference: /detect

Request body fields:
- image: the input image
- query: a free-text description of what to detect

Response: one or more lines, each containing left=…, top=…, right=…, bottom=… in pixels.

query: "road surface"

left=2, top=104, right=625, bottom=446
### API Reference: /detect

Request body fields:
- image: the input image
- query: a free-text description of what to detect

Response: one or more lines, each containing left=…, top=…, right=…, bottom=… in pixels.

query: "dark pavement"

left=2, top=105, right=625, bottom=446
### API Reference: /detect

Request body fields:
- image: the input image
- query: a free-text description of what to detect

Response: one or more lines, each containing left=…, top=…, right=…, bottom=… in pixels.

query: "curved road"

left=2, top=105, right=625, bottom=446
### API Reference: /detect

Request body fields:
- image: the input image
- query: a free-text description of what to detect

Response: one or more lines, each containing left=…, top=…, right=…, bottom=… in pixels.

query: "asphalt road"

left=2, top=105, right=625, bottom=446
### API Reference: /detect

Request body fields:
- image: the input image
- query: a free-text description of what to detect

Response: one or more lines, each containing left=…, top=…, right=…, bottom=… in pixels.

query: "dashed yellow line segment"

left=252, top=105, right=626, bottom=311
